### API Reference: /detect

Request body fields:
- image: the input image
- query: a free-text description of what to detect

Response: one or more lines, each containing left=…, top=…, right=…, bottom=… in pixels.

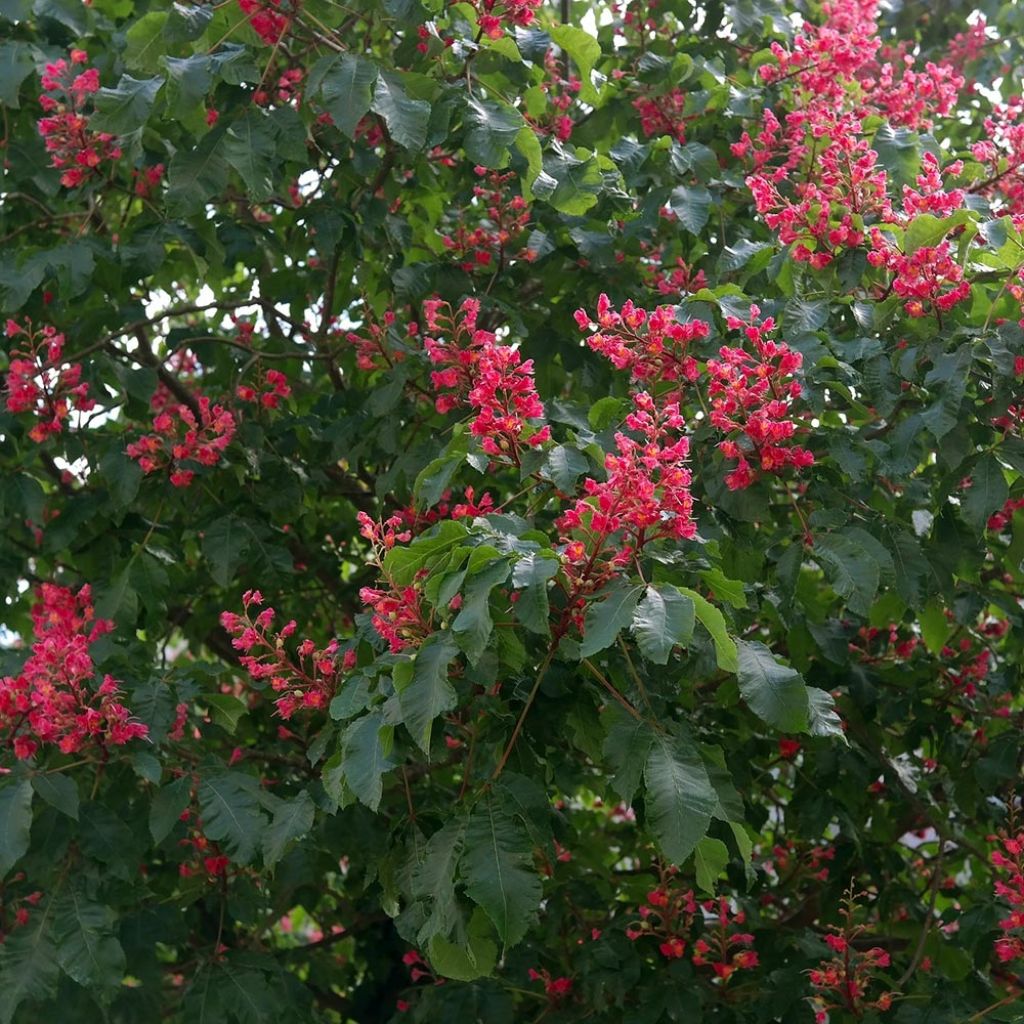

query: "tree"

left=1, top=0, right=1023, bottom=1020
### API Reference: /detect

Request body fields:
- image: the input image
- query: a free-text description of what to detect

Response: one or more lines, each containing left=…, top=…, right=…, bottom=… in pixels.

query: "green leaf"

left=814, top=534, right=881, bottom=617
left=400, top=632, right=459, bottom=753
left=0, top=778, right=32, bottom=876
left=807, top=688, right=845, bottom=740
left=221, top=110, right=276, bottom=200
left=919, top=601, right=950, bottom=655
left=697, top=568, right=747, bottom=609
left=602, top=706, right=654, bottom=803
left=202, top=515, right=251, bottom=587
left=549, top=24, right=601, bottom=103
left=318, top=53, right=378, bottom=138
left=904, top=210, right=972, bottom=255
left=452, top=558, right=509, bottom=664
left=677, top=588, right=737, bottom=672
left=643, top=731, right=717, bottom=863
left=511, top=552, right=559, bottom=636
left=198, top=769, right=266, bottom=865
left=669, top=185, right=712, bottom=234
left=412, top=819, right=465, bottom=944
left=0, top=40, right=35, bottom=108
left=736, top=640, right=809, bottom=732
left=124, top=11, right=170, bottom=72
left=371, top=73, right=430, bottom=150
left=631, top=584, right=695, bottom=664
left=53, top=889, right=125, bottom=990
left=694, top=836, right=729, bottom=894
left=99, top=449, right=143, bottom=509
left=150, top=776, right=192, bottom=844
left=91, top=75, right=164, bottom=134
left=579, top=581, right=644, bottom=658
left=167, top=134, right=230, bottom=213
left=541, top=143, right=602, bottom=215
left=962, top=454, right=1008, bottom=533
left=203, top=693, right=248, bottom=734
left=671, top=141, right=718, bottom=181
left=514, top=126, right=544, bottom=199
left=427, top=913, right=498, bottom=982
left=263, top=790, right=315, bottom=867
left=342, top=712, right=394, bottom=811
left=463, top=96, right=524, bottom=168
left=31, top=772, right=79, bottom=820
left=540, top=444, right=589, bottom=492
left=462, top=796, right=542, bottom=948
left=0, top=905, right=59, bottom=1024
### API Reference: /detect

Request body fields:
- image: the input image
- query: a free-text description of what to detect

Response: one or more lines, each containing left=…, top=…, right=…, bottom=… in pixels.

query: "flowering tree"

left=2, top=0, right=1024, bottom=1020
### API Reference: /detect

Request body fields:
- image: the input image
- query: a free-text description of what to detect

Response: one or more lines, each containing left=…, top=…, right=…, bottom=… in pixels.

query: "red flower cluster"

left=867, top=234, right=970, bottom=319
left=0, top=583, right=148, bottom=760
left=970, top=97, right=1024, bottom=217
left=625, top=878, right=698, bottom=954
left=639, top=248, right=708, bottom=298
left=691, top=897, right=760, bottom=982
left=221, top=590, right=352, bottom=719
left=37, top=49, right=122, bottom=189
left=573, top=293, right=708, bottom=385
left=126, top=395, right=236, bottom=488
left=557, top=392, right=696, bottom=593
left=236, top=368, right=292, bottom=409
left=808, top=894, right=894, bottom=1022
left=255, top=67, right=304, bottom=108
left=632, top=88, right=689, bottom=143
left=344, top=308, right=413, bottom=372
left=238, top=0, right=295, bottom=45
left=626, top=883, right=758, bottom=981
left=467, top=0, right=543, bottom=39
left=422, top=297, right=551, bottom=460
left=357, top=513, right=433, bottom=653
left=710, top=307, right=814, bottom=490
left=527, top=967, right=573, bottom=1001
left=5, top=318, right=95, bottom=442
left=440, top=168, right=531, bottom=273
left=991, top=826, right=1024, bottom=965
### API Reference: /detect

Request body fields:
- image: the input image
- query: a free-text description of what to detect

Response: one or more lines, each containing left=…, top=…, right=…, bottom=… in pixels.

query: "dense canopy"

left=2, top=0, right=1024, bottom=1021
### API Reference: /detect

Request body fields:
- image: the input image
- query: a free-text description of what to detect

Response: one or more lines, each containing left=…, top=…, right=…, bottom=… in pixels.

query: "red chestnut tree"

left=1, top=0, right=1024, bottom=1021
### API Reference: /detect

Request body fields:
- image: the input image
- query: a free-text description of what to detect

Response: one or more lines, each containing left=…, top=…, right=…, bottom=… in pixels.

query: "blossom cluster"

left=991, top=825, right=1024, bottom=965
left=440, top=168, right=531, bottom=273
left=626, top=882, right=759, bottom=981
left=632, top=88, right=689, bottom=143
left=237, top=0, right=294, bottom=45
left=356, top=513, right=433, bottom=653
left=574, top=297, right=814, bottom=491
left=37, top=49, right=122, bottom=189
left=557, top=392, right=695, bottom=593
left=809, top=927, right=893, bottom=1021
left=466, top=0, right=543, bottom=39
left=220, top=589, right=353, bottom=719
left=710, top=307, right=814, bottom=489
left=573, top=293, right=708, bottom=385
left=236, top=368, right=292, bottom=409
left=126, top=395, right=236, bottom=488
left=0, top=583, right=148, bottom=760
left=422, top=298, right=551, bottom=459
left=4, top=318, right=95, bottom=442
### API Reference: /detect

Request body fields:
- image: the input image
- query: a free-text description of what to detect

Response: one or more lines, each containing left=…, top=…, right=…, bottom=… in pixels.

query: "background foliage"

left=2, top=0, right=1024, bottom=1021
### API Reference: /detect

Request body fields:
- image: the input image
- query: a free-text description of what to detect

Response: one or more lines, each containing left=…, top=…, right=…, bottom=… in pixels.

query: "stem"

left=492, top=645, right=557, bottom=780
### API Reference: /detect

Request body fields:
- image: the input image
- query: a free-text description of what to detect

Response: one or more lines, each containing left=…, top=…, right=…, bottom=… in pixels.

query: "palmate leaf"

left=631, top=584, right=695, bottom=664
left=461, top=796, right=542, bottom=948
left=400, top=631, right=459, bottom=753
left=0, top=777, right=32, bottom=875
left=0, top=901, right=59, bottom=1024
left=736, top=640, right=810, bottom=733
left=53, top=887, right=126, bottom=990
left=198, top=768, right=267, bottom=865
left=579, top=580, right=644, bottom=657
left=643, top=729, right=717, bottom=863
left=262, top=790, right=315, bottom=868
